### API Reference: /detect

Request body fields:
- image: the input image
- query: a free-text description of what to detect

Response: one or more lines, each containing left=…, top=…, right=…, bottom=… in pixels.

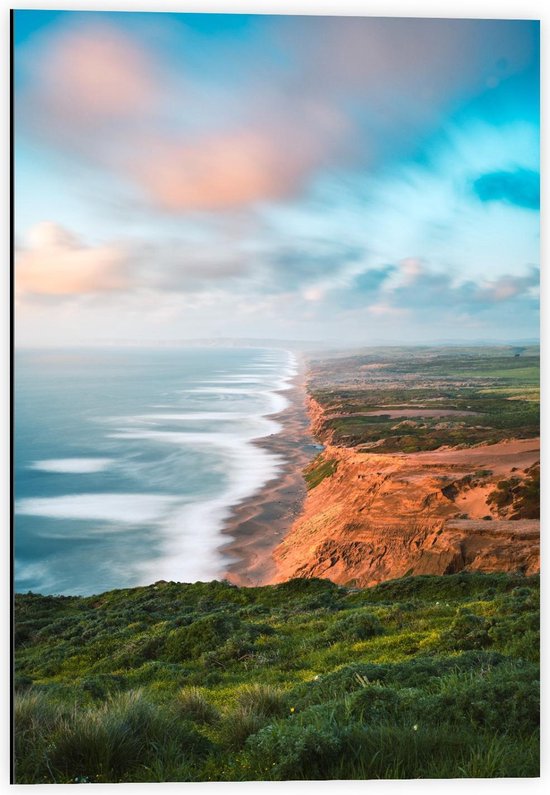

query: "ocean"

left=14, top=347, right=297, bottom=596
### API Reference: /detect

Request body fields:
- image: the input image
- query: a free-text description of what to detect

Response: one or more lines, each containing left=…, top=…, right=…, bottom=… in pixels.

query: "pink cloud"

left=399, top=257, right=424, bottom=285
left=16, top=222, right=129, bottom=296
left=16, top=19, right=355, bottom=211
left=477, top=270, right=539, bottom=303
left=21, top=22, right=160, bottom=134
left=129, top=131, right=291, bottom=211
left=368, top=302, right=409, bottom=317
left=127, top=105, right=349, bottom=211
left=485, top=279, right=521, bottom=301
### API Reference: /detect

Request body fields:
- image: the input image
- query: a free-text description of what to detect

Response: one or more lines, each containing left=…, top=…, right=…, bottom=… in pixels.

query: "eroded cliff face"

left=306, top=396, right=330, bottom=440
left=272, top=438, right=540, bottom=587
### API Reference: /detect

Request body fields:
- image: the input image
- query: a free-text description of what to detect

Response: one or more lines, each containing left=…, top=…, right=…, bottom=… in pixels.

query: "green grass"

left=448, top=366, right=539, bottom=383
left=14, top=573, right=539, bottom=782
left=304, top=455, right=338, bottom=489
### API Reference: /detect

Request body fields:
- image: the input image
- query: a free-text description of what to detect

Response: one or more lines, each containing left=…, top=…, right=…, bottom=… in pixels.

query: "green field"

left=14, top=573, right=539, bottom=782
left=454, top=366, right=539, bottom=382
left=309, top=347, right=539, bottom=451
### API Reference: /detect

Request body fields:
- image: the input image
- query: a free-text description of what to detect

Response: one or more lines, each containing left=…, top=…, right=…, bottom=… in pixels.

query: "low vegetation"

left=304, top=455, right=338, bottom=490
left=14, top=573, right=539, bottom=782
left=309, top=346, right=539, bottom=451
left=488, top=463, right=540, bottom=519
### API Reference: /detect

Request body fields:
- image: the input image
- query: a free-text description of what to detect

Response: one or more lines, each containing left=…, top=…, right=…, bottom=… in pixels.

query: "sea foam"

left=16, top=494, right=179, bottom=523
left=29, top=458, right=114, bottom=474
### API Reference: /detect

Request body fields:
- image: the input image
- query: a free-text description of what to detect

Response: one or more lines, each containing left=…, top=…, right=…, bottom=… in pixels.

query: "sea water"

left=14, top=347, right=297, bottom=595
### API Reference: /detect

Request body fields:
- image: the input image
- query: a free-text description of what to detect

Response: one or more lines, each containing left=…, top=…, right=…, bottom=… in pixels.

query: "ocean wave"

left=133, top=412, right=248, bottom=421
left=29, top=458, right=114, bottom=474
left=16, top=493, right=180, bottom=523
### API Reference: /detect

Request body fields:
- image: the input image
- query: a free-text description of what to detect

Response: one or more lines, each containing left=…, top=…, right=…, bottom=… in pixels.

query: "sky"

left=13, top=11, right=540, bottom=346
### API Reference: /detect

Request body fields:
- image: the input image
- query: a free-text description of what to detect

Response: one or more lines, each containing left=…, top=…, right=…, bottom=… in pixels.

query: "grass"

left=14, top=572, right=539, bottom=782
left=176, top=687, right=221, bottom=724
left=450, top=366, right=539, bottom=382
left=304, top=455, right=338, bottom=489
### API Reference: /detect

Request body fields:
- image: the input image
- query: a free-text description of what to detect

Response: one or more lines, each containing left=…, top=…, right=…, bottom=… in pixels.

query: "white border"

left=1, top=0, right=547, bottom=20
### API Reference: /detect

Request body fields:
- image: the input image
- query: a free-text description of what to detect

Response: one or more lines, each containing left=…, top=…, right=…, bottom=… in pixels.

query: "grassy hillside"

left=14, top=573, right=539, bottom=782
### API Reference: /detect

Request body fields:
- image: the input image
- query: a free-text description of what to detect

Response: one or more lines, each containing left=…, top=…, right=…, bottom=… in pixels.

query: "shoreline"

left=220, top=352, right=316, bottom=586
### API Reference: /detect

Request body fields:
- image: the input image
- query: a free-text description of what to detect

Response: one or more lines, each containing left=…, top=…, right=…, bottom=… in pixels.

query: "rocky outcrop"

left=272, top=439, right=540, bottom=587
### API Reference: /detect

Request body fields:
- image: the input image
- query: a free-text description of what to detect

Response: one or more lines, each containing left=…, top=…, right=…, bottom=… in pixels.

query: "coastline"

left=220, top=352, right=315, bottom=586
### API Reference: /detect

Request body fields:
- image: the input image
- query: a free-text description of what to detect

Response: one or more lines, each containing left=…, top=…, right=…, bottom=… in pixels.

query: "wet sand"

left=220, top=353, right=316, bottom=586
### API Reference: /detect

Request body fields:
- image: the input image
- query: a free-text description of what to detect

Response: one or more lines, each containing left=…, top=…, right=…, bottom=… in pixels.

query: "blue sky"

left=14, top=11, right=540, bottom=345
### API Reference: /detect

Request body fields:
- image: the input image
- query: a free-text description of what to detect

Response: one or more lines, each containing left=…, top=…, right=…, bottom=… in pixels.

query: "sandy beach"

left=220, top=353, right=316, bottom=586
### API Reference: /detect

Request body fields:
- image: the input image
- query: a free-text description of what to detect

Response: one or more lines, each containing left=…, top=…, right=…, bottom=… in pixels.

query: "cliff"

left=272, top=428, right=540, bottom=587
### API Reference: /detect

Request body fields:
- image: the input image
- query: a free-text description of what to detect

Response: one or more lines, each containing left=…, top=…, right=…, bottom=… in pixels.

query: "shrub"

left=247, top=713, right=539, bottom=780
left=291, top=651, right=505, bottom=708
left=444, top=610, right=493, bottom=650
left=488, top=612, right=539, bottom=660
left=324, top=611, right=383, bottom=643
left=164, top=614, right=241, bottom=662
left=428, top=662, right=540, bottom=735
left=110, top=634, right=166, bottom=668
left=245, top=716, right=347, bottom=779
left=263, top=577, right=344, bottom=611
left=363, top=572, right=535, bottom=603
left=348, top=684, right=402, bottom=723
left=512, top=464, right=539, bottom=518
left=201, top=623, right=275, bottom=668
